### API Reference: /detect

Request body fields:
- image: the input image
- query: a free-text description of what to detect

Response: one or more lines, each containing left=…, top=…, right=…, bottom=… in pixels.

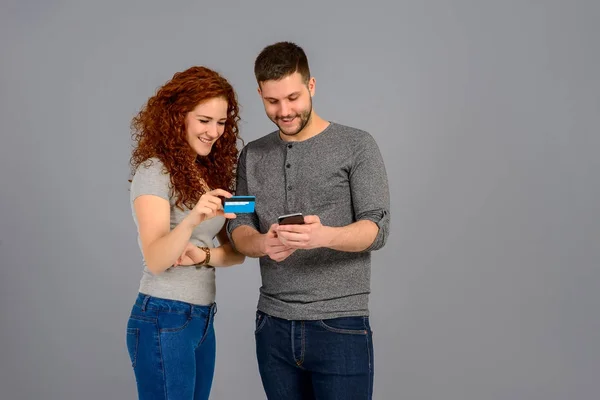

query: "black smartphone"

left=277, top=213, right=305, bottom=225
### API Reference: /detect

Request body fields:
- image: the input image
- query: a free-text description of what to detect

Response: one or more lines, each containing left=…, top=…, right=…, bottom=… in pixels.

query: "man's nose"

left=279, top=102, right=291, bottom=117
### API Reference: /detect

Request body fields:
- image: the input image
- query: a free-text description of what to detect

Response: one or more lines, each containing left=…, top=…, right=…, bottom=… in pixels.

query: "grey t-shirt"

left=130, top=157, right=224, bottom=306
left=227, top=122, right=390, bottom=320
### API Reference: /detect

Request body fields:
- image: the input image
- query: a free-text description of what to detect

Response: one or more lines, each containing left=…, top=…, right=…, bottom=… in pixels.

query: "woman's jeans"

left=126, top=293, right=217, bottom=400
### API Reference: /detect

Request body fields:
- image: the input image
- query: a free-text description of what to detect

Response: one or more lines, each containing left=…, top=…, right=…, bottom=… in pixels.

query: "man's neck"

left=279, top=113, right=330, bottom=142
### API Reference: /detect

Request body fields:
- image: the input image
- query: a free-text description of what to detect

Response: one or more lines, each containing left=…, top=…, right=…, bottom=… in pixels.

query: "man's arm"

left=230, top=225, right=265, bottom=258
left=317, top=219, right=379, bottom=252
left=231, top=224, right=297, bottom=261
left=226, top=147, right=261, bottom=251
left=277, top=216, right=378, bottom=252
left=277, top=132, right=390, bottom=252
left=226, top=146, right=296, bottom=261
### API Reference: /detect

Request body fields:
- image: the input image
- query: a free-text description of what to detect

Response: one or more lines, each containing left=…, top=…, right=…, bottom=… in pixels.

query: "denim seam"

left=318, top=320, right=369, bottom=335
left=198, top=304, right=216, bottom=346
left=300, top=321, right=305, bottom=366
left=129, top=314, right=158, bottom=323
left=291, top=322, right=298, bottom=366
left=138, top=309, right=192, bottom=316
left=198, top=315, right=211, bottom=346
left=255, top=313, right=267, bottom=334
left=126, top=328, right=139, bottom=368
left=364, top=316, right=373, bottom=397
left=157, top=326, right=168, bottom=399
left=290, top=321, right=305, bottom=369
left=159, top=314, right=193, bottom=333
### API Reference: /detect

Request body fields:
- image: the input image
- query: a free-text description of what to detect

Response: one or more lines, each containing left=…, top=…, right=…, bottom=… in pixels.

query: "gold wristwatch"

left=197, top=246, right=211, bottom=266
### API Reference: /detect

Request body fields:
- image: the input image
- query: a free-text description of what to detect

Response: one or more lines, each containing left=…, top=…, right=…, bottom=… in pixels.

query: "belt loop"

left=213, top=302, right=218, bottom=317
left=141, top=295, right=150, bottom=311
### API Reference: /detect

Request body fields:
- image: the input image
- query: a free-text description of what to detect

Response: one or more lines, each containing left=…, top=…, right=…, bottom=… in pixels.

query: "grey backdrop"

left=1, top=0, right=598, bottom=399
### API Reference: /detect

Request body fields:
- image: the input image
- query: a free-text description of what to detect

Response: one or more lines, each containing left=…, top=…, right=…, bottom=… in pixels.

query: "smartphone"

left=277, top=213, right=305, bottom=225
left=222, top=196, right=256, bottom=213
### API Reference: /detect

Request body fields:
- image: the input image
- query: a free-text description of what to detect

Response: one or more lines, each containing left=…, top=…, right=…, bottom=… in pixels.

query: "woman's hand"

left=188, top=189, right=237, bottom=226
left=174, top=242, right=205, bottom=266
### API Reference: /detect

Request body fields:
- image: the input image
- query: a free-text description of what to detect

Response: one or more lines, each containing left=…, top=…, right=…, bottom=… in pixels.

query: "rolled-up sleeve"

left=226, top=146, right=260, bottom=249
left=349, top=134, right=391, bottom=252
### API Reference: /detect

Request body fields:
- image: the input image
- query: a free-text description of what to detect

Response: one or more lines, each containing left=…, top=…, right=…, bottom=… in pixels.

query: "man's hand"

left=262, top=224, right=296, bottom=262
left=276, top=215, right=332, bottom=250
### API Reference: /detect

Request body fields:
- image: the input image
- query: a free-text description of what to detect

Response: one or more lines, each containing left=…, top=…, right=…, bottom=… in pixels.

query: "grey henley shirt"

left=227, top=122, right=390, bottom=320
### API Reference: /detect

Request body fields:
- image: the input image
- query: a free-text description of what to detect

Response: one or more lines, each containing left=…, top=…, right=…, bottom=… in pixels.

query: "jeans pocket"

left=126, top=328, right=139, bottom=368
left=318, top=316, right=369, bottom=335
left=255, top=311, right=268, bottom=334
left=198, top=309, right=215, bottom=346
left=158, top=311, right=193, bottom=333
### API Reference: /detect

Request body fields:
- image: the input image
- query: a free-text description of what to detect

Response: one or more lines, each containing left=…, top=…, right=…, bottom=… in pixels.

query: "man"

left=227, top=41, right=390, bottom=399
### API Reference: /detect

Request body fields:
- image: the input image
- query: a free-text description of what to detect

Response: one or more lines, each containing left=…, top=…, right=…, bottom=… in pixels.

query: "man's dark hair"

left=254, top=41, right=311, bottom=85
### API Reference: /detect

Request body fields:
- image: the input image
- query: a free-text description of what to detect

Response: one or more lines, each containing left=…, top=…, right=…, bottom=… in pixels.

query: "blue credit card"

left=223, top=196, right=256, bottom=213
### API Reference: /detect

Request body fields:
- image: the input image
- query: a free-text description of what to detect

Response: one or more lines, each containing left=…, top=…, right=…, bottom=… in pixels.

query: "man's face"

left=258, top=72, right=315, bottom=137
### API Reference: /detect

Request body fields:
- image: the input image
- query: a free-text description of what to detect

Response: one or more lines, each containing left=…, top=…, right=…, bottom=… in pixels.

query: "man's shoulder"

left=329, top=122, right=378, bottom=146
left=241, top=130, right=280, bottom=155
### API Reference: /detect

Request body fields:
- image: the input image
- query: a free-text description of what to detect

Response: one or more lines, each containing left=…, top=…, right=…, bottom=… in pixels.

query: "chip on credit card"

left=223, top=196, right=256, bottom=213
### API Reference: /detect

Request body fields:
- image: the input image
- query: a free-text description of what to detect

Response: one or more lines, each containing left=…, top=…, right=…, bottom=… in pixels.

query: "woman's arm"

left=134, top=189, right=234, bottom=275
left=134, top=195, right=196, bottom=275
left=179, top=225, right=246, bottom=268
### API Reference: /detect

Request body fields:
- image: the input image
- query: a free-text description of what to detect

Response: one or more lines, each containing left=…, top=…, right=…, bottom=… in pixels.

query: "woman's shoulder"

left=134, top=157, right=168, bottom=175
left=133, top=157, right=174, bottom=183
left=130, top=157, right=172, bottom=201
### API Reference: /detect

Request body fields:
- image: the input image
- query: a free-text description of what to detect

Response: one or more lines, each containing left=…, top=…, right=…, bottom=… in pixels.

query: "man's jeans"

left=126, top=293, right=217, bottom=400
left=255, top=310, right=374, bottom=399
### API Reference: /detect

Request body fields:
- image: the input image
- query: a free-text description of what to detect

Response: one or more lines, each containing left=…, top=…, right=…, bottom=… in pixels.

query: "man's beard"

left=274, top=100, right=312, bottom=136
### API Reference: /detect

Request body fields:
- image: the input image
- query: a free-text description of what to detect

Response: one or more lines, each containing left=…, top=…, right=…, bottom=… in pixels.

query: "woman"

left=125, top=66, right=245, bottom=400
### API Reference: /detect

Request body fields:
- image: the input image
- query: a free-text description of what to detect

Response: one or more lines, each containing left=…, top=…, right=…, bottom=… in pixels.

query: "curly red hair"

left=130, top=66, right=242, bottom=210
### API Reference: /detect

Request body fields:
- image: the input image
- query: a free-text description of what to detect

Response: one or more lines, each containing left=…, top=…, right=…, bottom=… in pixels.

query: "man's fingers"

left=266, top=234, right=292, bottom=245
left=269, top=248, right=295, bottom=261
left=277, top=224, right=310, bottom=234
left=266, top=238, right=295, bottom=253
left=303, top=215, right=320, bottom=224
left=266, top=241, right=291, bottom=250
left=270, top=247, right=292, bottom=256
left=267, top=224, right=280, bottom=237
left=277, top=234, right=308, bottom=250
left=277, top=230, right=308, bottom=242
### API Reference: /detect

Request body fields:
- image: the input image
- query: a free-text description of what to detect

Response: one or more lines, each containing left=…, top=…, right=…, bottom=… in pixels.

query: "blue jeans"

left=125, top=293, right=217, bottom=400
left=255, top=310, right=374, bottom=399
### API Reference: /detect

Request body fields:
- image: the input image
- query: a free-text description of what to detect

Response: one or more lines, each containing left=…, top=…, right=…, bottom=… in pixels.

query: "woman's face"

left=185, top=97, right=228, bottom=156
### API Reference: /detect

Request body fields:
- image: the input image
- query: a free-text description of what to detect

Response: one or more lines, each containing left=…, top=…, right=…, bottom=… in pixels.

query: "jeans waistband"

left=135, top=293, right=217, bottom=317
